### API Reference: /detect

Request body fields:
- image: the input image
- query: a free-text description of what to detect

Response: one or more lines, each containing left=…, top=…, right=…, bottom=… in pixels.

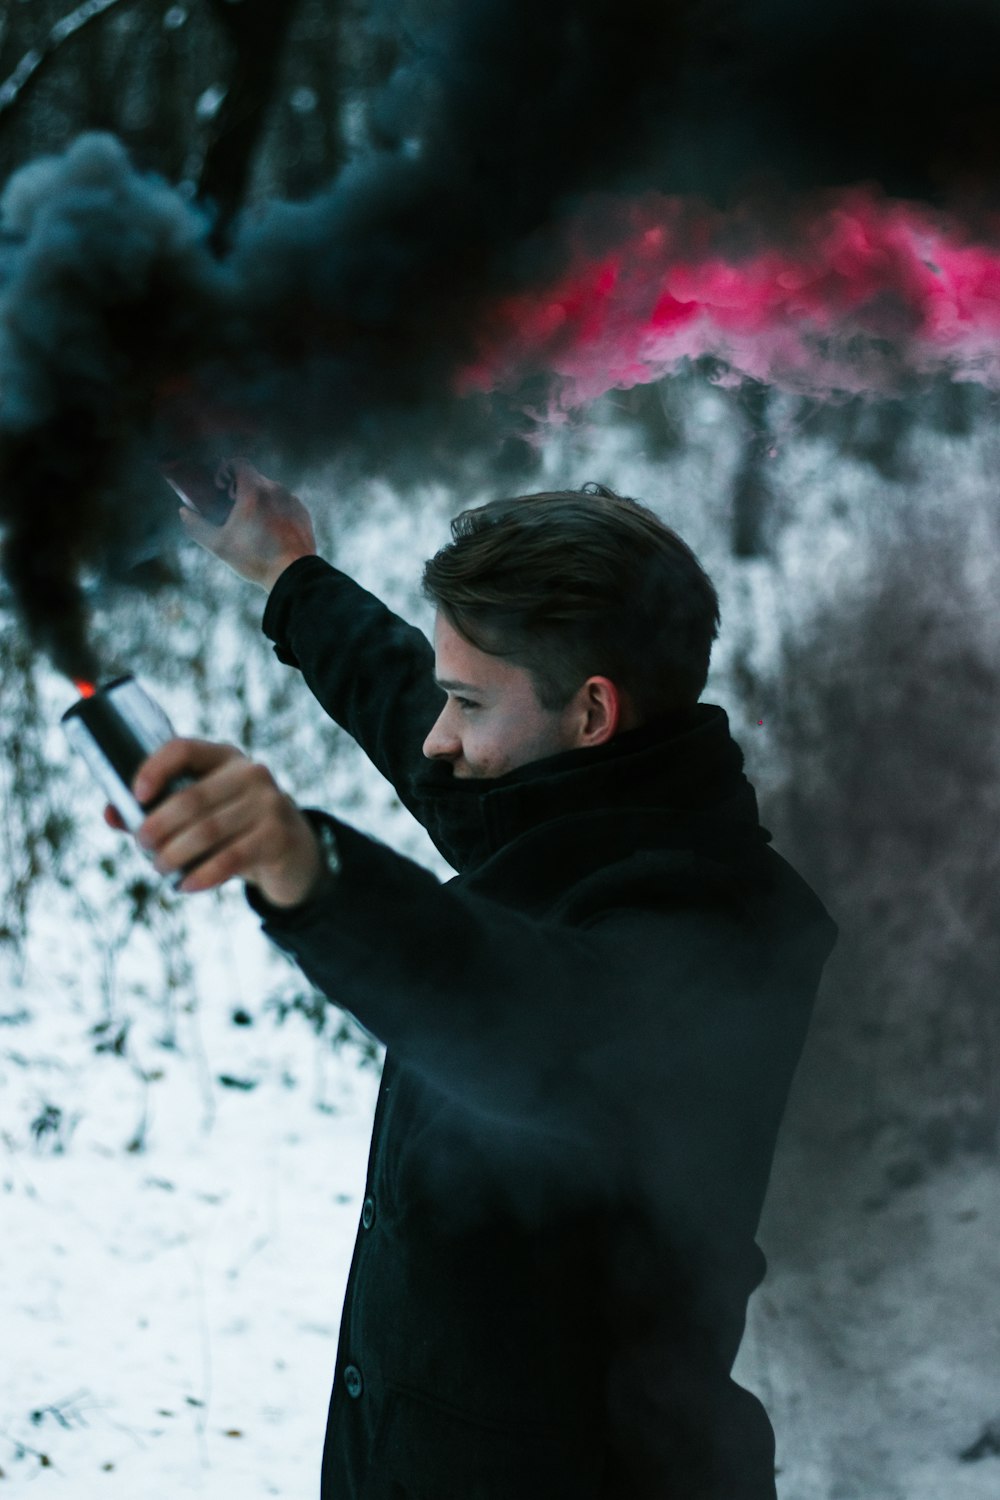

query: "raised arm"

left=178, top=460, right=444, bottom=820
left=261, top=557, right=443, bottom=796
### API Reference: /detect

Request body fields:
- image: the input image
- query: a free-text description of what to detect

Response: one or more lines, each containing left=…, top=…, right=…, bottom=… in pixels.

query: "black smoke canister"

left=61, top=677, right=192, bottom=883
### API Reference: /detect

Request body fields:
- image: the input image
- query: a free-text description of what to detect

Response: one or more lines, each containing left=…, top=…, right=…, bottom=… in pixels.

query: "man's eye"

left=455, top=697, right=480, bottom=711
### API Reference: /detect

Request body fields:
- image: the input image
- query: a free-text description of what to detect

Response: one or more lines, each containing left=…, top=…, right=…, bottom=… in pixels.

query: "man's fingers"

left=104, top=804, right=127, bottom=831
left=175, top=808, right=322, bottom=905
left=177, top=830, right=264, bottom=894
left=148, top=782, right=265, bottom=876
left=138, top=754, right=272, bottom=859
left=125, top=735, right=319, bottom=905
left=133, top=737, right=242, bottom=806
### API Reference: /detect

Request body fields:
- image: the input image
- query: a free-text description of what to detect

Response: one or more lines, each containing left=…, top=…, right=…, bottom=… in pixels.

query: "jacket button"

left=362, top=1196, right=375, bottom=1229
left=343, top=1364, right=364, bottom=1399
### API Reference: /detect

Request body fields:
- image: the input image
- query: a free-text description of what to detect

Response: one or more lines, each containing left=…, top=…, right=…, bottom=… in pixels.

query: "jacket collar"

left=411, top=703, right=765, bottom=871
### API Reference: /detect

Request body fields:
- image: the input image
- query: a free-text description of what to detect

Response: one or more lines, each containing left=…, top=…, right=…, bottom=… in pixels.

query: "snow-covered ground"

left=737, top=1145, right=1000, bottom=1500
left=1, top=883, right=383, bottom=1496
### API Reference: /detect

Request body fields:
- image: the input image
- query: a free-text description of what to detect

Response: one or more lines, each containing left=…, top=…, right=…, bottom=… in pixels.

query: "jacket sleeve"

left=262, top=555, right=444, bottom=822
left=246, top=812, right=805, bottom=1188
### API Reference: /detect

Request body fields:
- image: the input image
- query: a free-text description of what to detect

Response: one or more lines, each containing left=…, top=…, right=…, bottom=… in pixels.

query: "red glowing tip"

left=74, top=679, right=97, bottom=699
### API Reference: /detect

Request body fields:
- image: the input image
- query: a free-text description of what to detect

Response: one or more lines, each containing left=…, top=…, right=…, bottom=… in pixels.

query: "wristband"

left=314, top=818, right=342, bottom=880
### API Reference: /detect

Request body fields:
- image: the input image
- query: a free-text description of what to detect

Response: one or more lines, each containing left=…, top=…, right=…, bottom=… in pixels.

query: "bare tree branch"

left=197, top=0, right=305, bottom=250
left=0, top=0, right=142, bottom=121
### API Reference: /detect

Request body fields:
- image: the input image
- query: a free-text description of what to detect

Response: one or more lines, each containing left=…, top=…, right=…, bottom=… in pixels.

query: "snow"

left=1, top=886, right=383, bottom=1495
left=736, top=1154, right=1000, bottom=1500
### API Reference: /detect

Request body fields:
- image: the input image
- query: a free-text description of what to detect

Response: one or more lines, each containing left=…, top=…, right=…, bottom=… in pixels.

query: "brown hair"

left=421, top=484, right=720, bottom=720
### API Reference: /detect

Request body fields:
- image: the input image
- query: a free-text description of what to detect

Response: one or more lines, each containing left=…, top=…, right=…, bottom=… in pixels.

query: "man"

left=127, top=460, right=837, bottom=1499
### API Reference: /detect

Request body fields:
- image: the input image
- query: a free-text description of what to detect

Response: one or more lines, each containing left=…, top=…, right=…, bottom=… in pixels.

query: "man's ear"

left=573, top=676, right=622, bottom=748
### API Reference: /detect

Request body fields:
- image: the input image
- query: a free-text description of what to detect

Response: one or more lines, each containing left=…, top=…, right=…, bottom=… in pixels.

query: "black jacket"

left=250, top=555, right=837, bottom=1500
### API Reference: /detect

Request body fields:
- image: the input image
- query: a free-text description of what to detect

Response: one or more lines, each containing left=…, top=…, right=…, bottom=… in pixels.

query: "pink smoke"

left=462, top=189, right=1000, bottom=407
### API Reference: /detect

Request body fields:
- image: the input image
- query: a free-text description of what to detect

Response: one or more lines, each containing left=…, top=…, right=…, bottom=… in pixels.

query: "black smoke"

left=3, top=0, right=1000, bottom=675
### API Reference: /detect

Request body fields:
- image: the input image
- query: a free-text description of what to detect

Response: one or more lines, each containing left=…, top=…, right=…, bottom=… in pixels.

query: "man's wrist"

left=255, top=816, right=341, bottom=912
left=263, top=552, right=318, bottom=593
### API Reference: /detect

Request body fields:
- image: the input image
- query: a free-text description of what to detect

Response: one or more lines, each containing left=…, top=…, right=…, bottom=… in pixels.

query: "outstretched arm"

left=178, top=460, right=444, bottom=818
left=125, top=735, right=782, bottom=1162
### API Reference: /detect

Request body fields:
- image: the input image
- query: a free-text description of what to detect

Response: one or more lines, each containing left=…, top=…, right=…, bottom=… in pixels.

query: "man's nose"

left=422, top=708, right=461, bottom=761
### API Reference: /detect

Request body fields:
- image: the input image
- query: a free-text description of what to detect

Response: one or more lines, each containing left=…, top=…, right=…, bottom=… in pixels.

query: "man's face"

left=423, top=612, right=579, bottom=779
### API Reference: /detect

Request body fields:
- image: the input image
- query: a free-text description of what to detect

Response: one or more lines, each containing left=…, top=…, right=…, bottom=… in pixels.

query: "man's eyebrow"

left=435, top=678, right=483, bottom=693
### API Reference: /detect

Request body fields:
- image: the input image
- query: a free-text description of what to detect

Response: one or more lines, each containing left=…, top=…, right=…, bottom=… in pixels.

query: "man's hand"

left=110, top=739, right=325, bottom=908
left=179, top=459, right=318, bottom=591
